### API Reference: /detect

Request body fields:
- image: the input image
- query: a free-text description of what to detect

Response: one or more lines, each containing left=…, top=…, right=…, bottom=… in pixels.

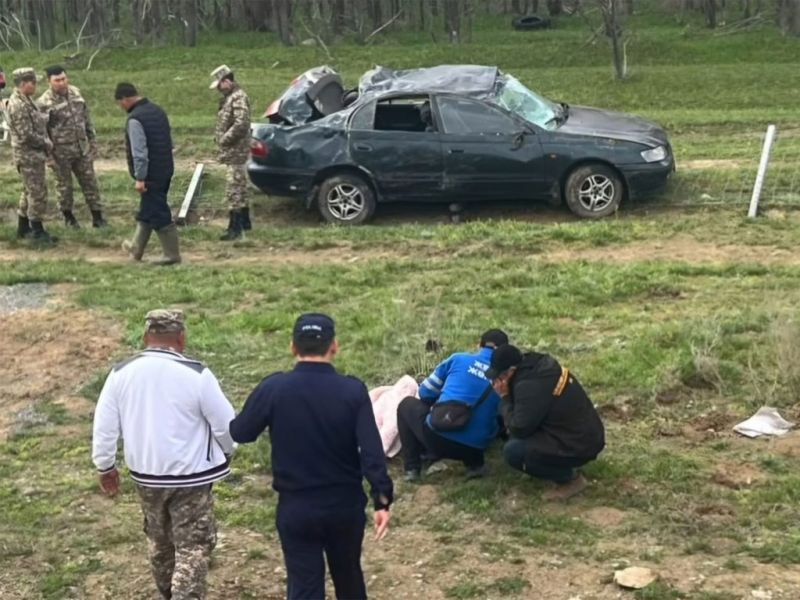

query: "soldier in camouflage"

left=92, top=309, right=236, bottom=600
left=38, top=65, right=107, bottom=229
left=6, top=68, right=57, bottom=244
left=210, top=65, right=252, bottom=241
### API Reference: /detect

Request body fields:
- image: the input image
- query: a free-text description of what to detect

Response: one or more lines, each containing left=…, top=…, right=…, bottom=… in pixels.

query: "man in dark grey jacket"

left=487, top=344, right=605, bottom=501
left=115, top=83, right=180, bottom=265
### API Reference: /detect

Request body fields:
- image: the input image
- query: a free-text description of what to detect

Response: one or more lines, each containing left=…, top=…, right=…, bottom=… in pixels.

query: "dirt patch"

left=712, top=462, right=767, bottom=490
left=583, top=506, right=629, bottom=529
left=680, top=159, right=750, bottom=170
left=0, top=300, right=122, bottom=441
left=771, top=431, right=800, bottom=457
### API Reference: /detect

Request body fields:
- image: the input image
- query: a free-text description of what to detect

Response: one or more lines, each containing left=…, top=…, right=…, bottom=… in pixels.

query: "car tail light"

left=250, top=140, right=269, bottom=158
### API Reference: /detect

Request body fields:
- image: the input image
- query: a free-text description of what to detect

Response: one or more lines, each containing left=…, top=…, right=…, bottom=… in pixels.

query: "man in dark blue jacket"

left=115, top=82, right=180, bottom=265
left=397, top=329, right=508, bottom=482
left=229, top=313, right=393, bottom=600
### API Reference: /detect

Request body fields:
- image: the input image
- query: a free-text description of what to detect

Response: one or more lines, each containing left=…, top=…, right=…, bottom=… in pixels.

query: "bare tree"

left=778, top=0, right=800, bottom=34
left=182, top=0, right=198, bottom=46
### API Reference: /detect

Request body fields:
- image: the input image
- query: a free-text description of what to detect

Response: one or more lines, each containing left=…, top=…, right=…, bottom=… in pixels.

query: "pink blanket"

left=369, top=375, right=418, bottom=458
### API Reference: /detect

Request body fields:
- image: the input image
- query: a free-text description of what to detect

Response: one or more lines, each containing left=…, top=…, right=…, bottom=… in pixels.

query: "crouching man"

left=487, top=344, right=605, bottom=501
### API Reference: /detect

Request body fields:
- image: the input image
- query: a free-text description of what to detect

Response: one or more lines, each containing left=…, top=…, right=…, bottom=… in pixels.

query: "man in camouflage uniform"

left=92, top=309, right=236, bottom=599
left=6, top=68, right=57, bottom=243
left=38, top=65, right=107, bottom=229
left=210, top=65, right=252, bottom=241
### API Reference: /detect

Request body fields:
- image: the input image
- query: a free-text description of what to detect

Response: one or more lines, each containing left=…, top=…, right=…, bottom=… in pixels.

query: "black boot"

left=63, top=210, right=81, bottom=229
left=30, top=220, right=58, bottom=244
left=17, top=215, right=32, bottom=239
left=219, top=210, right=243, bottom=241
left=91, top=209, right=108, bottom=228
left=240, top=206, right=252, bottom=231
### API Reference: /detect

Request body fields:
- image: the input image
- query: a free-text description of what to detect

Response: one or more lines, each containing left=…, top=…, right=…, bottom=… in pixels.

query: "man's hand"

left=373, top=509, right=390, bottom=541
left=135, top=180, right=147, bottom=194
left=98, top=468, right=121, bottom=498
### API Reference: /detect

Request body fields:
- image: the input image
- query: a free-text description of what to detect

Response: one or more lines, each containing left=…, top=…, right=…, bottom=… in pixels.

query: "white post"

left=178, top=163, right=205, bottom=222
left=748, top=124, right=777, bottom=218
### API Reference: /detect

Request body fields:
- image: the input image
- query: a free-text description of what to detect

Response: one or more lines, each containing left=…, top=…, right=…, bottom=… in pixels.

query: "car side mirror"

left=512, top=131, right=527, bottom=150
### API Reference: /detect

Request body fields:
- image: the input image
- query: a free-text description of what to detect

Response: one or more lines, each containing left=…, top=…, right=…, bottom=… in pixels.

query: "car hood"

left=557, top=106, right=668, bottom=147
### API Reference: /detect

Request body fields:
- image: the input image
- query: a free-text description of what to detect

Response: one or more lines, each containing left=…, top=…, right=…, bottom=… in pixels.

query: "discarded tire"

left=512, top=15, right=551, bottom=31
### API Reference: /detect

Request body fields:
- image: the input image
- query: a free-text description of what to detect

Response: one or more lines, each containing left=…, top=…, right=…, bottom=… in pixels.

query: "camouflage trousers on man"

left=136, top=484, right=217, bottom=600
left=16, top=159, right=48, bottom=221
left=51, top=148, right=103, bottom=212
left=225, top=163, right=249, bottom=211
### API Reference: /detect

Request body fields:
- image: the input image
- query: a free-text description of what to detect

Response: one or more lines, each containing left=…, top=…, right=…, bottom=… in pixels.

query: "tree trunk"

left=183, top=0, right=198, bottom=45
left=132, top=0, right=144, bottom=44
left=704, top=0, right=717, bottom=27
left=547, top=0, right=563, bottom=15
left=276, top=0, right=295, bottom=45
left=444, top=0, right=460, bottom=42
left=603, top=0, right=626, bottom=79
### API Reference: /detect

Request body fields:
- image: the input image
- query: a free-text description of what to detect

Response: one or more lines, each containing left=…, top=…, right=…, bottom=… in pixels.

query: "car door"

left=347, top=96, right=444, bottom=201
left=434, top=95, right=550, bottom=201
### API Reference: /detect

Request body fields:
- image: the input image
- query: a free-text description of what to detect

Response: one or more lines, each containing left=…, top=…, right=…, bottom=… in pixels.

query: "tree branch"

left=365, top=9, right=403, bottom=43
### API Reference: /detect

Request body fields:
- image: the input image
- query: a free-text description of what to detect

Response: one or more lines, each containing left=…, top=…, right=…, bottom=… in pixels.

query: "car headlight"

left=641, top=146, right=668, bottom=163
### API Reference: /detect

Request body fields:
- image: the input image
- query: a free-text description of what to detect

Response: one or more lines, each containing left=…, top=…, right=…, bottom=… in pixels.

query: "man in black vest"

left=114, top=83, right=180, bottom=265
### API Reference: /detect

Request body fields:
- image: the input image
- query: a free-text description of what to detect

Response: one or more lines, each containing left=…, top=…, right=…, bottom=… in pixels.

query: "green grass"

left=2, top=12, right=800, bottom=600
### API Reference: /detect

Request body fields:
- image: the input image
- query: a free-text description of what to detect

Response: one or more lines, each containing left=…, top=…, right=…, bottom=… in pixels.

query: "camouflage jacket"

left=37, top=85, right=95, bottom=154
left=7, top=88, right=49, bottom=162
left=215, top=84, right=251, bottom=164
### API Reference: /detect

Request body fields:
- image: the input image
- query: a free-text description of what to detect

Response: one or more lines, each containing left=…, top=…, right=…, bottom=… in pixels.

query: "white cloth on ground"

left=369, top=375, right=418, bottom=458
left=733, top=406, right=794, bottom=438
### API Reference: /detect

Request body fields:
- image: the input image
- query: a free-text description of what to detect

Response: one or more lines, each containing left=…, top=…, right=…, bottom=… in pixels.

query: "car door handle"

left=448, top=149, right=465, bottom=154
left=354, top=143, right=373, bottom=152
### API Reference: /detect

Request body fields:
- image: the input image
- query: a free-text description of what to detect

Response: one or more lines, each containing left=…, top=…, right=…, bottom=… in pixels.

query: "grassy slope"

left=1, top=10, right=800, bottom=600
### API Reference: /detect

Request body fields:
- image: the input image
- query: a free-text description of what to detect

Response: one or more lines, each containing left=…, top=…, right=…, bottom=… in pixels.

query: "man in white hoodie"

left=92, top=309, right=236, bottom=600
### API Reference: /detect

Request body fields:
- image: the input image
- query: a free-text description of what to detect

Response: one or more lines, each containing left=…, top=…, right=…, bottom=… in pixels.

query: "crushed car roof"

left=358, top=65, right=500, bottom=98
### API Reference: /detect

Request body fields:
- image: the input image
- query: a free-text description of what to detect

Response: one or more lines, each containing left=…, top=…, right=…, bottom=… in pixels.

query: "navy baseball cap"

left=293, top=313, right=335, bottom=342
left=480, top=329, right=509, bottom=348
left=486, top=344, right=523, bottom=380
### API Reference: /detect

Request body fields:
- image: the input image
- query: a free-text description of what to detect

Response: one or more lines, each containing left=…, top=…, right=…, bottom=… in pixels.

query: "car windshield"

left=495, top=75, right=561, bottom=129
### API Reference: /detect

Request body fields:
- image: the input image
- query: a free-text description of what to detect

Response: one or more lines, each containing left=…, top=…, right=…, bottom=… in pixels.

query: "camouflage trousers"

left=16, top=159, right=48, bottom=221
left=225, top=163, right=249, bottom=211
left=51, top=149, right=102, bottom=212
left=136, top=484, right=217, bottom=600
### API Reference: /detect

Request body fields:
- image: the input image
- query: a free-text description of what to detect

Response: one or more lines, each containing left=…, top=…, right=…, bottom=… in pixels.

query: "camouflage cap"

left=12, top=67, right=36, bottom=84
left=209, top=64, right=233, bottom=89
left=144, top=309, right=186, bottom=334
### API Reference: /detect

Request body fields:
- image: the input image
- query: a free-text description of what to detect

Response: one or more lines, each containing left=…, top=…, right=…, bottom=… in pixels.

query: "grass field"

left=1, top=10, right=800, bottom=600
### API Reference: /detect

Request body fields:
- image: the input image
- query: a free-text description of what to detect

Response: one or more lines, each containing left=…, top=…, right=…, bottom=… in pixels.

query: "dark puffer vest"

left=125, top=98, right=174, bottom=182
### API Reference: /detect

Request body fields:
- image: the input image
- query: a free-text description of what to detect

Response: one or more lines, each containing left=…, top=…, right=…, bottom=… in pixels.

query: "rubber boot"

left=219, top=210, right=243, bottom=241
left=122, top=222, right=152, bottom=261
left=153, top=223, right=181, bottom=266
left=16, top=215, right=31, bottom=239
left=91, top=210, right=108, bottom=228
left=63, top=210, right=81, bottom=229
left=240, top=206, right=252, bottom=231
left=30, top=220, right=58, bottom=244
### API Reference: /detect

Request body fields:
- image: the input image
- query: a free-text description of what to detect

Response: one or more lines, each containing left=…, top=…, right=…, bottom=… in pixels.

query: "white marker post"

left=748, top=124, right=776, bottom=218
left=177, top=163, right=205, bottom=224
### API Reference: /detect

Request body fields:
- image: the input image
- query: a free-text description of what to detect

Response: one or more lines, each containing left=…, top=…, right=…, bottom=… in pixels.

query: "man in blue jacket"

left=229, top=313, right=393, bottom=600
left=397, top=329, right=508, bottom=482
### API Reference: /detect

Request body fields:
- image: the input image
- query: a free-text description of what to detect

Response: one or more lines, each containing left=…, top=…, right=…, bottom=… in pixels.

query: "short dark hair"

left=293, top=337, right=334, bottom=357
left=480, top=329, right=509, bottom=348
left=114, top=82, right=138, bottom=100
left=223, top=72, right=235, bottom=82
left=45, top=65, right=66, bottom=78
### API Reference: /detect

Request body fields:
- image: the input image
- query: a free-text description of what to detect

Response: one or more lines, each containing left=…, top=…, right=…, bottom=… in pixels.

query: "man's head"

left=479, top=329, right=509, bottom=349
left=291, top=313, right=337, bottom=360
left=143, top=309, right=186, bottom=353
left=486, top=343, right=523, bottom=384
left=13, top=68, right=37, bottom=96
left=209, top=65, right=235, bottom=92
left=114, top=82, right=140, bottom=111
left=45, top=65, right=69, bottom=94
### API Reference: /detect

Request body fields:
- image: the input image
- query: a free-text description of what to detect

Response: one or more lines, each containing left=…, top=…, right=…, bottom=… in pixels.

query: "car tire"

left=564, top=164, right=624, bottom=219
left=317, top=173, right=376, bottom=225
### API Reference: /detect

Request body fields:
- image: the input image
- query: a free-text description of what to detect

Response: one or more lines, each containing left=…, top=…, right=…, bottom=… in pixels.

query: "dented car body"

left=249, top=65, right=675, bottom=224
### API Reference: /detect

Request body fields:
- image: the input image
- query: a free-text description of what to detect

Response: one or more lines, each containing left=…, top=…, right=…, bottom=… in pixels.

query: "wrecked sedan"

left=248, top=65, right=674, bottom=224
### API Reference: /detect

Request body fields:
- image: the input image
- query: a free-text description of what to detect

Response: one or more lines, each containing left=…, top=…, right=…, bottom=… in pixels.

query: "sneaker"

left=404, top=469, right=421, bottom=483
left=465, top=465, right=487, bottom=480
left=543, top=473, right=589, bottom=502
left=425, top=461, right=449, bottom=476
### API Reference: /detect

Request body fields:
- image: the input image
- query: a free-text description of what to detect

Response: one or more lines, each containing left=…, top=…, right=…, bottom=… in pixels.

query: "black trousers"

left=276, top=498, right=367, bottom=600
left=503, top=438, right=593, bottom=484
left=137, top=178, right=173, bottom=229
left=397, top=396, right=484, bottom=471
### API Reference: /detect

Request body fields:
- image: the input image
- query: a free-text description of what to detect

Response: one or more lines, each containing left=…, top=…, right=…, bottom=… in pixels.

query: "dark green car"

left=249, top=65, right=674, bottom=225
